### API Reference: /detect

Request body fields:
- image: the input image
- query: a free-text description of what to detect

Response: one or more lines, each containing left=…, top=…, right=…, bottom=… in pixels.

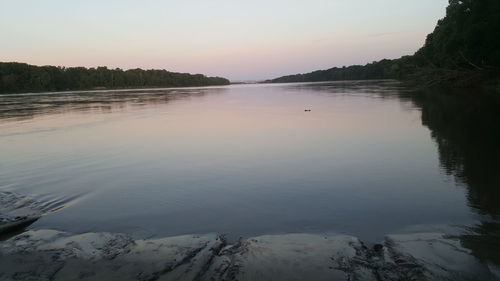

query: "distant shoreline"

left=266, top=0, right=500, bottom=92
left=0, top=84, right=234, bottom=96
left=0, top=62, right=230, bottom=95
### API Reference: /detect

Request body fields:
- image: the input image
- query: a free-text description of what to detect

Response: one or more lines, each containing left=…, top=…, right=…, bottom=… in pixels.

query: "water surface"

left=0, top=81, right=498, bottom=253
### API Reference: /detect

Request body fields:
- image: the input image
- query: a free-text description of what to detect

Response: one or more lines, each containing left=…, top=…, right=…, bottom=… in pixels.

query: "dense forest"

left=269, top=0, right=500, bottom=88
left=0, top=63, right=230, bottom=94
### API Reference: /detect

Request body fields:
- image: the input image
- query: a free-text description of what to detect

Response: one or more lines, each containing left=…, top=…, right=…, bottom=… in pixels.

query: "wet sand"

left=1, top=229, right=499, bottom=281
left=1, top=192, right=499, bottom=281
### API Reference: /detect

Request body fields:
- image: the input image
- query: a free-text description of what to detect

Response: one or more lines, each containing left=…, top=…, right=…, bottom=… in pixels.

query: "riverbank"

left=1, top=228, right=499, bottom=281
left=399, top=68, right=500, bottom=93
left=0, top=62, right=231, bottom=95
left=268, top=70, right=500, bottom=95
left=1, top=192, right=499, bottom=281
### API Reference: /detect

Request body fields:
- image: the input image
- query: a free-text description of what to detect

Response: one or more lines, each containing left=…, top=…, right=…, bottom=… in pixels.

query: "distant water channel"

left=1, top=81, right=499, bottom=262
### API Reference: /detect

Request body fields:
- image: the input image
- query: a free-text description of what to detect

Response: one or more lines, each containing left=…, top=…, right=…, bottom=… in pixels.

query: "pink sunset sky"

left=0, top=0, right=448, bottom=81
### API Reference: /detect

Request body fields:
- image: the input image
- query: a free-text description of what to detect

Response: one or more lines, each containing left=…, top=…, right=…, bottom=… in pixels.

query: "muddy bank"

left=1, top=229, right=499, bottom=281
left=1, top=191, right=499, bottom=280
left=0, top=191, right=67, bottom=239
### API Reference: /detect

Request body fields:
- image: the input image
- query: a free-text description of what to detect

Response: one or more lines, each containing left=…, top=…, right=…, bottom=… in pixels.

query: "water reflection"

left=0, top=87, right=226, bottom=122
left=399, top=89, right=500, bottom=265
left=1, top=82, right=499, bottom=265
left=281, top=80, right=407, bottom=98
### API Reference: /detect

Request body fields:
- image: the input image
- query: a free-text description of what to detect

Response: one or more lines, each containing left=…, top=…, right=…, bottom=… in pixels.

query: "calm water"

left=1, top=81, right=499, bottom=252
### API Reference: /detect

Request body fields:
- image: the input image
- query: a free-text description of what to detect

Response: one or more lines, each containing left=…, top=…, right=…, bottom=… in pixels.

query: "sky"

left=0, top=0, right=448, bottom=81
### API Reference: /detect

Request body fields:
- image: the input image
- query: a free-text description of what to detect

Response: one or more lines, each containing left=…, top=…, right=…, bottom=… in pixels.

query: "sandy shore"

left=1, top=192, right=499, bottom=281
left=1, top=229, right=499, bottom=281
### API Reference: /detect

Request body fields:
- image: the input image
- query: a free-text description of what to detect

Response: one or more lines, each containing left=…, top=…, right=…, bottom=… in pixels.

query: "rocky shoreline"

left=1, top=192, right=499, bottom=281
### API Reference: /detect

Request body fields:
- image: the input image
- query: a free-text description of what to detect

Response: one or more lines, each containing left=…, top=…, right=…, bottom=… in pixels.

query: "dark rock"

left=0, top=216, right=39, bottom=235
left=373, top=244, right=384, bottom=252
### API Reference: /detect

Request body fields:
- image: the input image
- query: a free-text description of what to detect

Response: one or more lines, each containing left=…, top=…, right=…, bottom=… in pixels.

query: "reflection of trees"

left=0, top=88, right=224, bottom=122
left=282, top=80, right=404, bottom=97
left=401, top=89, right=500, bottom=265
left=462, top=222, right=500, bottom=266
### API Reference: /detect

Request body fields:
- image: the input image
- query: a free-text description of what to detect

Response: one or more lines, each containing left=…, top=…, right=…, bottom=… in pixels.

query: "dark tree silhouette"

left=269, top=0, right=500, bottom=88
left=0, top=63, right=230, bottom=94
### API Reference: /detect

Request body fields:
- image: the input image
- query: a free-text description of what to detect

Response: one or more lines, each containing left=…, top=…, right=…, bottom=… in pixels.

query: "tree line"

left=0, top=63, right=230, bottom=94
left=269, top=0, right=500, bottom=88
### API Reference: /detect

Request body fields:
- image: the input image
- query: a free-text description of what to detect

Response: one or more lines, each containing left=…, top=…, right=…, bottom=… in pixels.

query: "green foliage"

left=268, top=60, right=394, bottom=83
left=269, top=0, right=500, bottom=87
left=415, top=0, right=500, bottom=69
left=0, top=63, right=230, bottom=94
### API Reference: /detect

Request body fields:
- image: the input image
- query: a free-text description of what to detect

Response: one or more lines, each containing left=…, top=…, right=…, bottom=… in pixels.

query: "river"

left=0, top=80, right=498, bottom=264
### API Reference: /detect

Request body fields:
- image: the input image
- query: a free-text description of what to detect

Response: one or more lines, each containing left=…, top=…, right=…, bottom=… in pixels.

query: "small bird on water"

left=304, top=109, right=312, bottom=112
